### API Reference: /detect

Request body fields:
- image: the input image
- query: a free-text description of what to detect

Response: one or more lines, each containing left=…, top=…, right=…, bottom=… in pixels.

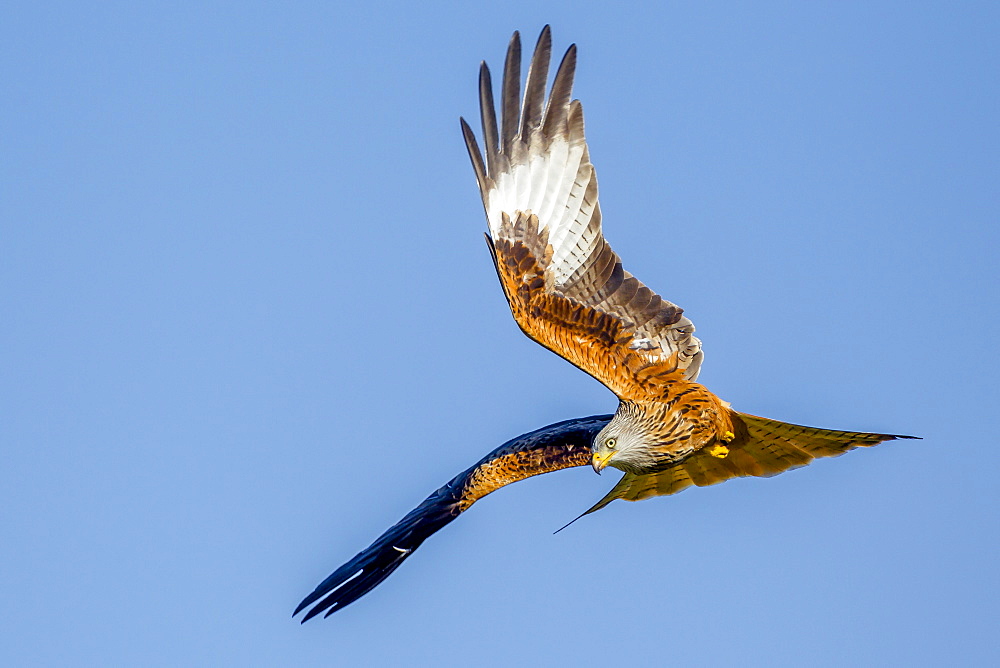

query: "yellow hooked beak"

left=591, top=450, right=615, bottom=474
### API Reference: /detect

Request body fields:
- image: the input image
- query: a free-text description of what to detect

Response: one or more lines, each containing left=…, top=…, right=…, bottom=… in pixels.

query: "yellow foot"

left=706, top=444, right=730, bottom=459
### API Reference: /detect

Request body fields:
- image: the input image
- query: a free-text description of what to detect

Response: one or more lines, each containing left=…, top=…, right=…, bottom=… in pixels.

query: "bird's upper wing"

left=582, top=412, right=917, bottom=513
left=461, top=27, right=703, bottom=400
left=294, top=414, right=611, bottom=622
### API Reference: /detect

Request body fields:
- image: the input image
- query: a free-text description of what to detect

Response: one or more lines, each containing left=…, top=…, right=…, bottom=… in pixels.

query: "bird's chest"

left=644, top=397, right=725, bottom=462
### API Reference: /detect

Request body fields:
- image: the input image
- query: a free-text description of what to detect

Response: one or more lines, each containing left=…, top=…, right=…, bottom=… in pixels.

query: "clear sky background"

left=3, top=2, right=998, bottom=666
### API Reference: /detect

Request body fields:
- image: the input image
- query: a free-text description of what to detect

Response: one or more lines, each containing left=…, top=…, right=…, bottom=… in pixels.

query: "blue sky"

left=3, top=2, right=998, bottom=665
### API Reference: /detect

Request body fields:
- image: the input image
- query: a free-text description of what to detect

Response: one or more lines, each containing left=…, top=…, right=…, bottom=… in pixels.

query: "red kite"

left=295, top=27, right=911, bottom=622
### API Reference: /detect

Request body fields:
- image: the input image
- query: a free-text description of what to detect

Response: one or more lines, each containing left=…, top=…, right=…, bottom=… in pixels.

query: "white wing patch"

left=462, top=28, right=705, bottom=383
left=486, top=136, right=596, bottom=286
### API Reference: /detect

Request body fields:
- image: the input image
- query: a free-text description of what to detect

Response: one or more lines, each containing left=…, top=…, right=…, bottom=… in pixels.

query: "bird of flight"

left=294, top=27, right=912, bottom=622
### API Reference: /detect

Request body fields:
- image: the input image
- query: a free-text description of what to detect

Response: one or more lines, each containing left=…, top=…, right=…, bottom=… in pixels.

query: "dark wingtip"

left=541, top=41, right=577, bottom=136
left=294, top=415, right=612, bottom=622
left=879, top=433, right=920, bottom=442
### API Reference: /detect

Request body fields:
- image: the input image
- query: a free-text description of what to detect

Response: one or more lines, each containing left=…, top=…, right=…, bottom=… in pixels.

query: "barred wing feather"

left=461, top=26, right=703, bottom=400
left=582, top=412, right=916, bottom=514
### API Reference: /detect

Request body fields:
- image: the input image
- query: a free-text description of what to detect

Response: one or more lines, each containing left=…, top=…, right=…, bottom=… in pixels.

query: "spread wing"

left=293, top=414, right=912, bottom=620
left=294, top=414, right=611, bottom=621
left=460, top=26, right=703, bottom=400
left=582, top=412, right=917, bottom=514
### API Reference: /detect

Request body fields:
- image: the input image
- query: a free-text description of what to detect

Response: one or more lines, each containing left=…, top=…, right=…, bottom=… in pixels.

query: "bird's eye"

left=605, top=438, right=617, bottom=449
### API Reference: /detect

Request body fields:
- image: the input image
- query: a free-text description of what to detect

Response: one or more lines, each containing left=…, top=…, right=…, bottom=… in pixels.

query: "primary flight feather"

left=294, top=26, right=912, bottom=622
left=462, top=26, right=729, bottom=477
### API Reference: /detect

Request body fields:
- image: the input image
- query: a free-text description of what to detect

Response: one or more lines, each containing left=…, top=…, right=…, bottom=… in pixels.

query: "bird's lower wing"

left=583, top=412, right=917, bottom=513
left=294, top=414, right=611, bottom=622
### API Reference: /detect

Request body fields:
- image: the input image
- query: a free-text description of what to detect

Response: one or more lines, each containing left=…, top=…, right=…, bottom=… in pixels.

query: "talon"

left=723, top=431, right=734, bottom=442
left=707, top=444, right=729, bottom=458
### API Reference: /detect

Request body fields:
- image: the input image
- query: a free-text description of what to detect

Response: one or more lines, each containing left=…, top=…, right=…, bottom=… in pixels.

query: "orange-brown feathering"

left=583, top=412, right=913, bottom=513
left=489, top=211, right=735, bottom=466
left=489, top=212, right=695, bottom=402
left=463, top=27, right=705, bottom=399
left=456, top=444, right=593, bottom=511
left=619, top=383, right=737, bottom=470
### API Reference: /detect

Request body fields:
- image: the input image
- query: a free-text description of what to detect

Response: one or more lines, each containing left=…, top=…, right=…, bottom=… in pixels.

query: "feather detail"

left=581, top=412, right=917, bottom=513
left=294, top=415, right=610, bottom=621
left=461, top=26, right=703, bottom=392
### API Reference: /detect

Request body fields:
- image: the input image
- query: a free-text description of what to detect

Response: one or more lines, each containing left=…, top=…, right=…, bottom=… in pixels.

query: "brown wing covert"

left=461, top=26, right=704, bottom=398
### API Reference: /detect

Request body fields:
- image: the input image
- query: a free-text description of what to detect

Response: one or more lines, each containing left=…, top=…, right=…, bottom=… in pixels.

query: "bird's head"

left=592, top=397, right=731, bottom=474
left=591, top=409, right=655, bottom=474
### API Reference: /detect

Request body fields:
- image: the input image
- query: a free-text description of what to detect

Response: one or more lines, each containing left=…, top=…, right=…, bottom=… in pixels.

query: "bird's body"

left=488, top=211, right=736, bottom=474
left=294, top=27, right=913, bottom=622
left=463, top=28, right=742, bottom=479
left=594, top=393, right=735, bottom=475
